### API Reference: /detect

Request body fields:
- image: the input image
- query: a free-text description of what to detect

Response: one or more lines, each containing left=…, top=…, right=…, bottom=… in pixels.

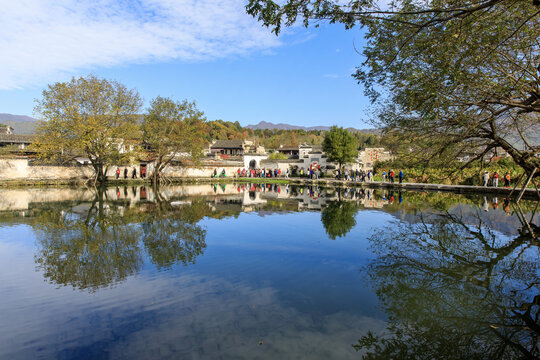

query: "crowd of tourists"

left=482, top=171, right=512, bottom=187
left=336, top=169, right=405, bottom=184
left=336, top=169, right=374, bottom=182
left=215, top=168, right=288, bottom=178
left=115, top=167, right=146, bottom=179
left=211, top=166, right=411, bottom=184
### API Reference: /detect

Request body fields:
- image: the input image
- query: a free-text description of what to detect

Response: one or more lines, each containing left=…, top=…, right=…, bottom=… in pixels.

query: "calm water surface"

left=0, top=184, right=538, bottom=359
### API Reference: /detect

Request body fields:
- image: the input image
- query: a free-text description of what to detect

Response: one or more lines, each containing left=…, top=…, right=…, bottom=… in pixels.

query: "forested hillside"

left=204, top=120, right=381, bottom=150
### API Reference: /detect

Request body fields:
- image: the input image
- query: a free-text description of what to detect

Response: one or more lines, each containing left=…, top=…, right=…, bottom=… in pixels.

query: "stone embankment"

left=0, top=157, right=538, bottom=199
left=283, top=178, right=539, bottom=199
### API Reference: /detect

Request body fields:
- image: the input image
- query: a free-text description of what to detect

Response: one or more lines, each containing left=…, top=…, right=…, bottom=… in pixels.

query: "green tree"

left=142, top=97, right=206, bottom=184
left=268, top=151, right=288, bottom=160
left=246, top=1, right=540, bottom=177
left=33, top=76, right=142, bottom=184
left=322, top=126, right=358, bottom=171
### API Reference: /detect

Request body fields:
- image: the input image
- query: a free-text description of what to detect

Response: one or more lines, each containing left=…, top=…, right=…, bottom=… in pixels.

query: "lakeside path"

left=1, top=176, right=539, bottom=200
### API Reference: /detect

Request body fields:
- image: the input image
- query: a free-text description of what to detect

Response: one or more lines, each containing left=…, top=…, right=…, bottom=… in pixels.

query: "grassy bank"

left=373, top=159, right=531, bottom=187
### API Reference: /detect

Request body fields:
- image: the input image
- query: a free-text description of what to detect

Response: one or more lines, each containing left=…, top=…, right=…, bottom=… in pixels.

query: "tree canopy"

left=247, top=0, right=540, bottom=175
left=322, top=125, right=359, bottom=170
left=33, top=75, right=142, bottom=183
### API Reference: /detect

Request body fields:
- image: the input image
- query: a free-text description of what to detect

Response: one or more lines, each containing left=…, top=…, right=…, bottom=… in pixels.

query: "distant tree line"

left=203, top=119, right=381, bottom=150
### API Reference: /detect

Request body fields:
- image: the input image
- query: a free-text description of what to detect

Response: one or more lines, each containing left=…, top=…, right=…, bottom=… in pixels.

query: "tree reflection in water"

left=321, top=200, right=359, bottom=240
left=141, top=197, right=207, bottom=270
left=356, top=208, right=539, bottom=359
left=34, top=188, right=207, bottom=291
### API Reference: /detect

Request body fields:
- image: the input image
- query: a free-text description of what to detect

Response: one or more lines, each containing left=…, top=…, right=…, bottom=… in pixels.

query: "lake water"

left=0, top=184, right=538, bottom=359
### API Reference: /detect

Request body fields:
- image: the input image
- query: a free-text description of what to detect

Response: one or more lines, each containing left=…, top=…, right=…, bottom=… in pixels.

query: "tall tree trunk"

left=97, top=163, right=106, bottom=184
left=153, top=159, right=161, bottom=185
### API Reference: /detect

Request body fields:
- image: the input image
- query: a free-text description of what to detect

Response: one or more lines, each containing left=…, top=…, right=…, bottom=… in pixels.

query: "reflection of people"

left=140, top=187, right=147, bottom=200
left=503, top=198, right=510, bottom=214
left=482, top=196, right=489, bottom=212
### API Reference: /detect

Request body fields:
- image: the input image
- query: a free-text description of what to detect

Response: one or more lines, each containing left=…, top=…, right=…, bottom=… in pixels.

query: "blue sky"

left=0, top=0, right=372, bottom=128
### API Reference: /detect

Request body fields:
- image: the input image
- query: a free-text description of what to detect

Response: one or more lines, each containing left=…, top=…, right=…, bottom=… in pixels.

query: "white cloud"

left=0, top=0, right=282, bottom=90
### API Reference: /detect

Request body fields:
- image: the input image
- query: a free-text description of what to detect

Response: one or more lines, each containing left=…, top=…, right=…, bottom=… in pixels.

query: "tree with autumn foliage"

left=142, top=97, right=206, bottom=184
left=33, top=76, right=142, bottom=184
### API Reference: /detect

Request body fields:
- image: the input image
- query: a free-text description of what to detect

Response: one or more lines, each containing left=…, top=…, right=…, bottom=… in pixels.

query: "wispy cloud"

left=0, top=0, right=282, bottom=90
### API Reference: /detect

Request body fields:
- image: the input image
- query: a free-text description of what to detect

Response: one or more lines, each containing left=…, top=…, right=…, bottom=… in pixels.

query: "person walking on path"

left=492, top=172, right=499, bottom=187
left=389, top=170, right=395, bottom=184
left=116, top=168, right=120, bottom=179
left=399, top=170, right=404, bottom=184
left=382, top=171, right=386, bottom=182
left=482, top=171, right=490, bottom=186
left=124, top=168, right=128, bottom=179
left=504, top=172, right=511, bottom=188
left=132, top=168, right=137, bottom=179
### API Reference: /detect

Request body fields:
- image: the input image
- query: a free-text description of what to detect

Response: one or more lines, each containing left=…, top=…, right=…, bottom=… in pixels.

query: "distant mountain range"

left=0, top=114, right=380, bottom=135
left=245, top=121, right=380, bottom=133
left=0, top=113, right=38, bottom=135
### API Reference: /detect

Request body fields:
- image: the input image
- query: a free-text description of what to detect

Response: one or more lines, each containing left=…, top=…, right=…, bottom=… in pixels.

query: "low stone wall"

left=162, top=163, right=242, bottom=179
left=0, top=158, right=94, bottom=181
left=0, top=158, right=245, bottom=181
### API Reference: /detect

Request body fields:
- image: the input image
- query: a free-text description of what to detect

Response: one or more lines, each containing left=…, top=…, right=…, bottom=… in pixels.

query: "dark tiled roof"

left=0, top=134, right=35, bottom=144
left=299, top=143, right=323, bottom=151
left=277, top=145, right=299, bottom=151
left=210, top=140, right=244, bottom=149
